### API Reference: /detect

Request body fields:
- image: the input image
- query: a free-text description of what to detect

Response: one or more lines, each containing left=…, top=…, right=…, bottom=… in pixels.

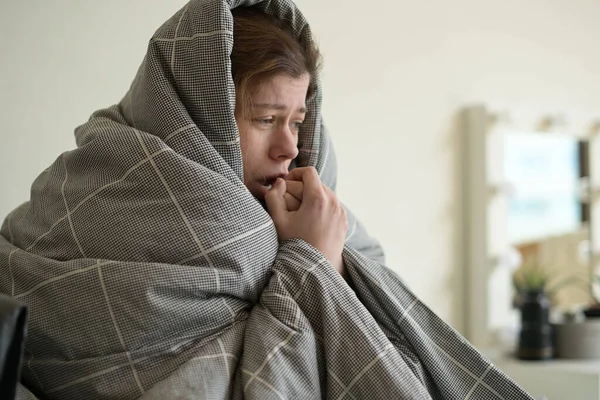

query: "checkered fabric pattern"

left=1, top=0, right=534, bottom=398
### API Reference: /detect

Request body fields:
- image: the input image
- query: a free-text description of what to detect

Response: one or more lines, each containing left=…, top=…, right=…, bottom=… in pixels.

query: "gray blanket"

left=1, top=0, right=533, bottom=398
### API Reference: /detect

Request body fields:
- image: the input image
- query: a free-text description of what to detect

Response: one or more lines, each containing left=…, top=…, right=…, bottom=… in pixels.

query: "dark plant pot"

left=517, top=290, right=553, bottom=361
left=583, top=304, right=600, bottom=319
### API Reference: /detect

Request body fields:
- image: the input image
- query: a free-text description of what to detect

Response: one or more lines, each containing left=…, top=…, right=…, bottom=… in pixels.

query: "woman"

left=2, top=1, right=532, bottom=399
left=231, top=8, right=347, bottom=278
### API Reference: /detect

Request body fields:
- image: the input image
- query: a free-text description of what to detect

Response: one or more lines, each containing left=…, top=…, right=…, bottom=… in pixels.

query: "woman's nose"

left=271, top=125, right=299, bottom=161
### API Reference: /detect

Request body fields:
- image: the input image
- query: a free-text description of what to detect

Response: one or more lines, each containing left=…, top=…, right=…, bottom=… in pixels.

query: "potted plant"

left=512, top=258, right=585, bottom=360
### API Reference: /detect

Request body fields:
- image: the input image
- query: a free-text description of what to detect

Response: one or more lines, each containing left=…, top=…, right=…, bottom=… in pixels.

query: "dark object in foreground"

left=0, top=294, right=28, bottom=400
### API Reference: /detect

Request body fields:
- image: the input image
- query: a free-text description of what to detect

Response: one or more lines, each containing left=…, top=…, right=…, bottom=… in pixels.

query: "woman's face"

left=235, top=73, right=310, bottom=199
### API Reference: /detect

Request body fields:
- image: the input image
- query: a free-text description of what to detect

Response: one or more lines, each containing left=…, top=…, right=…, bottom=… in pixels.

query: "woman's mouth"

left=260, top=178, right=277, bottom=190
left=255, top=175, right=286, bottom=197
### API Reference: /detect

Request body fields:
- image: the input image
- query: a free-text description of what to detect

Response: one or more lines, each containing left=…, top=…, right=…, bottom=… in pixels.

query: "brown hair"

left=231, top=7, right=322, bottom=116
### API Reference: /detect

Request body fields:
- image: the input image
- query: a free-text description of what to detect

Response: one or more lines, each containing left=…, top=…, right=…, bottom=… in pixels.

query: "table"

left=488, top=352, right=600, bottom=400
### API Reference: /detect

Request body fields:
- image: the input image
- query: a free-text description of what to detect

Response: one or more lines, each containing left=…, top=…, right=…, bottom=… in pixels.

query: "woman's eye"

left=291, top=121, right=304, bottom=131
left=255, top=118, right=274, bottom=125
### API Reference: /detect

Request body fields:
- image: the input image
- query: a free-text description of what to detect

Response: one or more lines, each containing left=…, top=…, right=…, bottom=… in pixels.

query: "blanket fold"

left=1, top=0, right=534, bottom=398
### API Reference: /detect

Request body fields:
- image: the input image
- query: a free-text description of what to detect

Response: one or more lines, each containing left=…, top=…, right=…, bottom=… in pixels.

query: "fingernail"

left=274, top=178, right=283, bottom=186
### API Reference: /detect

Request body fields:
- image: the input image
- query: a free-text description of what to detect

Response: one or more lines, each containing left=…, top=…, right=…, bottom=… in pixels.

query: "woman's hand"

left=265, top=167, right=347, bottom=276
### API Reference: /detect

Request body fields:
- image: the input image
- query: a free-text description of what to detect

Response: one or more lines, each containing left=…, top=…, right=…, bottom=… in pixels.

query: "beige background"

left=1, top=0, right=600, bottom=334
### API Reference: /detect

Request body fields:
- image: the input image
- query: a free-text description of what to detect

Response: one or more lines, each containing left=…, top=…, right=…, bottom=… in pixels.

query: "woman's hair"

left=231, top=7, right=322, bottom=115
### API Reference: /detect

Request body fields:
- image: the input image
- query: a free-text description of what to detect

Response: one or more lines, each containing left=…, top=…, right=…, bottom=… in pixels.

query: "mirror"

left=463, top=105, right=600, bottom=349
left=505, top=131, right=592, bottom=309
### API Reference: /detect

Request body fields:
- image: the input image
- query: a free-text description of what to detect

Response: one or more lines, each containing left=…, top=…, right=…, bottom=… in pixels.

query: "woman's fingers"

left=285, top=167, right=322, bottom=196
left=284, top=180, right=340, bottom=213
left=264, top=178, right=288, bottom=222
left=283, top=167, right=307, bottom=181
left=284, top=192, right=301, bottom=211
left=284, top=180, right=303, bottom=202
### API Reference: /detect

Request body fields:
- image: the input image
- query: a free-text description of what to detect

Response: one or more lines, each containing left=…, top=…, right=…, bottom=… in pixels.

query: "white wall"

left=2, top=0, right=600, bottom=333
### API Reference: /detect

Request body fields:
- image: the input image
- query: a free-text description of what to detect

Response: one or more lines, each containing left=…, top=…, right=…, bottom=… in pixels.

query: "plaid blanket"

left=1, top=0, right=533, bottom=398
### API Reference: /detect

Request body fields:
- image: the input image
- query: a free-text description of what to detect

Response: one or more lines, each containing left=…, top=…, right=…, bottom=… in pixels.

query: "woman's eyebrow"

left=253, top=103, right=307, bottom=113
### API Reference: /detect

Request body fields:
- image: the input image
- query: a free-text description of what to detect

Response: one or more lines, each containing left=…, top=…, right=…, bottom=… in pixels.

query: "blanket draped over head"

left=1, top=0, right=533, bottom=399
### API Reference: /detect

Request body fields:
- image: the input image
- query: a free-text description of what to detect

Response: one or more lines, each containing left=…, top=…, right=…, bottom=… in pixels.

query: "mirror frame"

left=463, top=105, right=600, bottom=349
